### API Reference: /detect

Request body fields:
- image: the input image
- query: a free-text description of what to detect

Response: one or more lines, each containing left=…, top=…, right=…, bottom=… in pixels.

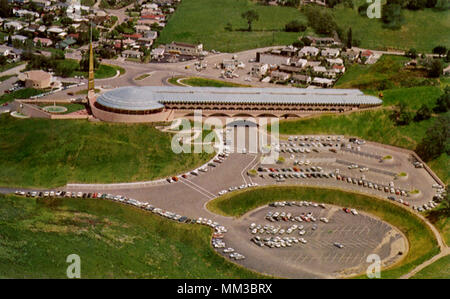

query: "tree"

left=42, top=13, right=55, bottom=26
left=79, top=50, right=99, bottom=72
left=382, top=3, right=405, bottom=29
left=241, top=10, right=259, bottom=31
left=304, top=6, right=338, bottom=35
left=358, top=2, right=370, bottom=16
left=406, top=48, right=417, bottom=59
left=433, top=45, right=447, bottom=57
left=346, top=27, right=352, bottom=49
left=416, top=112, right=450, bottom=161
left=414, top=104, right=432, bottom=121
left=60, top=17, right=73, bottom=27
left=391, top=102, right=413, bottom=125
left=435, top=0, right=450, bottom=10
left=434, top=87, right=450, bottom=113
left=285, top=20, right=307, bottom=32
left=0, top=0, right=11, bottom=18
left=428, top=59, right=443, bottom=77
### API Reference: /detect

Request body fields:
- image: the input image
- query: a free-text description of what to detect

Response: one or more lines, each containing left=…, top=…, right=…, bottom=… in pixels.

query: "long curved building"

left=89, top=86, right=382, bottom=123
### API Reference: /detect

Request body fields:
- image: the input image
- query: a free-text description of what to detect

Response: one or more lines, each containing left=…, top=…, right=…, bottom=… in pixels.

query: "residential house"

left=299, top=46, right=319, bottom=57
left=291, top=58, right=307, bottom=68
left=342, top=49, right=359, bottom=62
left=280, top=46, right=297, bottom=57
left=135, top=25, right=151, bottom=34
left=361, top=50, right=374, bottom=61
left=122, top=50, right=143, bottom=59
left=304, top=36, right=337, bottom=47
left=32, top=0, right=52, bottom=7
left=291, top=74, right=311, bottom=84
left=332, top=64, right=346, bottom=74
left=33, top=37, right=53, bottom=47
left=165, top=42, right=203, bottom=56
left=151, top=47, right=165, bottom=59
left=279, top=64, right=304, bottom=74
left=0, top=45, right=22, bottom=61
left=313, top=66, right=327, bottom=75
left=312, top=77, right=334, bottom=88
left=251, top=63, right=268, bottom=77
left=4, top=21, right=24, bottom=31
left=13, top=9, right=39, bottom=18
left=321, top=48, right=340, bottom=58
left=270, top=71, right=290, bottom=81
left=10, top=35, right=28, bottom=43
left=18, top=70, right=53, bottom=89
left=258, top=53, right=290, bottom=66
left=326, top=58, right=344, bottom=66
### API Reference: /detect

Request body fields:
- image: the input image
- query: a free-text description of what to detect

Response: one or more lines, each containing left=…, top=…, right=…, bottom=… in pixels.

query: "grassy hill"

left=333, top=1, right=450, bottom=53
left=157, top=0, right=309, bottom=52
left=157, top=0, right=449, bottom=53
left=411, top=255, right=450, bottom=279
left=0, top=194, right=264, bottom=278
left=0, top=116, right=214, bottom=188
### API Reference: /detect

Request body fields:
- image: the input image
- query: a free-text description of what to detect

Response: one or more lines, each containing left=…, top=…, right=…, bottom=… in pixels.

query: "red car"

left=172, top=176, right=179, bottom=182
left=343, top=208, right=351, bottom=213
left=2, top=102, right=8, bottom=106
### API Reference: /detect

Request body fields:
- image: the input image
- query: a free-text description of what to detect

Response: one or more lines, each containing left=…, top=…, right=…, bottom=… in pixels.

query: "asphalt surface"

left=6, top=131, right=437, bottom=278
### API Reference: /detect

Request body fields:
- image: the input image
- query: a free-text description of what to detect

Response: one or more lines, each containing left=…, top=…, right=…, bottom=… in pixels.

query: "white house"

left=326, top=58, right=344, bottom=66
left=271, top=71, right=290, bottom=81
left=299, top=46, right=319, bottom=57
left=312, top=77, right=334, bottom=87
left=321, top=48, right=340, bottom=58
left=258, top=53, right=290, bottom=66
left=251, top=63, right=268, bottom=77
left=313, top=66, right=327, bottom=74
left=4, top=21, right=23, bottom=31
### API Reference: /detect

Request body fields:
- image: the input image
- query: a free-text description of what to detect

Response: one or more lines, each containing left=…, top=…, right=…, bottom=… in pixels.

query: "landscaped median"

left=206, top=186, right=440, bottom=279
left=168, top=76, right=250, bottom=87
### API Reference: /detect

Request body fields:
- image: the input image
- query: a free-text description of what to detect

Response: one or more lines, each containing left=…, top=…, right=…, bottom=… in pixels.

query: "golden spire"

left=88, top=26, right=95, bottom=92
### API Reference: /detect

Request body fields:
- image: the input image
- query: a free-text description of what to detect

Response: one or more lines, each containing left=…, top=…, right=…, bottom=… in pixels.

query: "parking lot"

left=12, top=130, right=444, bottom=278
left=220, top=201, right=407, bottom=278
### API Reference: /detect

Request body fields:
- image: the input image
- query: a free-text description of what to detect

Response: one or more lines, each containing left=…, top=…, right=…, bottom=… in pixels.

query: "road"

left=3, top=130, right=446, bottom=279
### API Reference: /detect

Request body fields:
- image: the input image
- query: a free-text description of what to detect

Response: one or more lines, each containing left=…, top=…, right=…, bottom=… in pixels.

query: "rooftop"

left=96, top=86, right=382, bottom=111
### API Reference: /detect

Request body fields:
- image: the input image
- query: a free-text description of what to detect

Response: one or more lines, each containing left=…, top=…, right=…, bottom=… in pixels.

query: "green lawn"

left=0, top=74, right=16, bottom=82
left=278, top=108, right=435, bottom=149
left=0, top=115, right=214, bottom=188
left=335, top=55, right=440, bottom=93
left=411, top=255, right=450, bottom=279
left=0, top=194, right=264, bottom=278
left=157, top=0, right=449, bottom=53
left=333, top=2, right=450, bottom=53
left=55, top=59, right=124, bottom=79
left=0, top=61, right=26, bottom=73
left=426, top=202, right=450, bottom=246
left=276, top=83, right=448, bottom=184
left=0, top=88, right=46, bottom=105
left=207, top=186, right=439, bottom=279
left=157, top=0, right=310, bottom=52
left=37, top=103, right=86, bottom=114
